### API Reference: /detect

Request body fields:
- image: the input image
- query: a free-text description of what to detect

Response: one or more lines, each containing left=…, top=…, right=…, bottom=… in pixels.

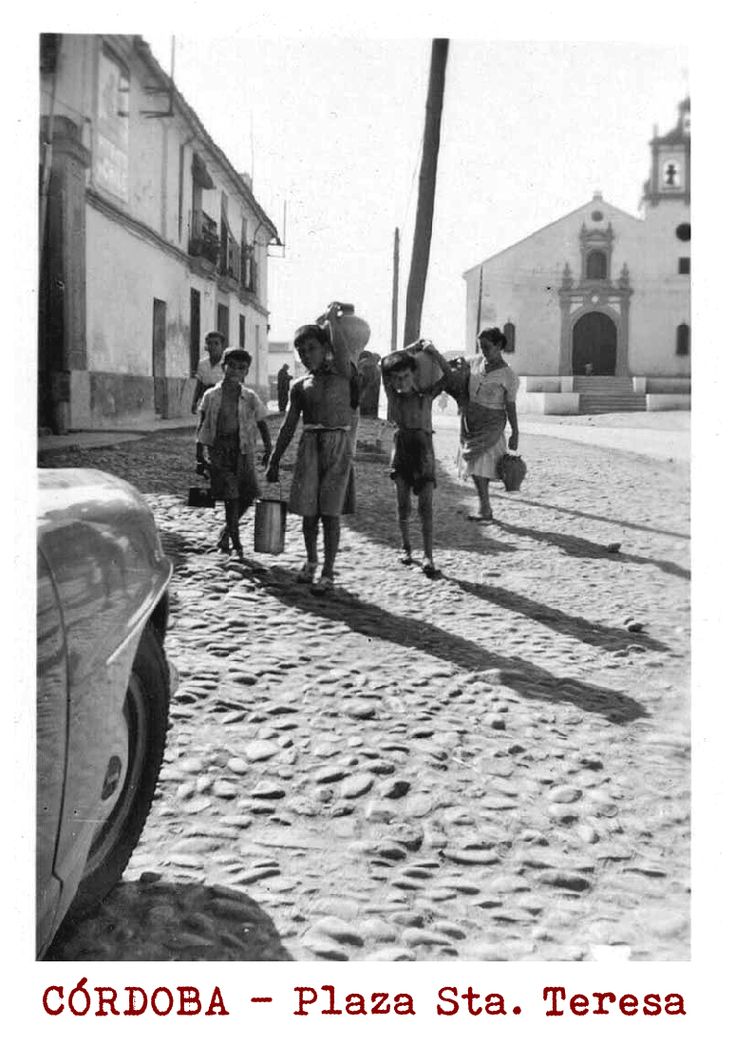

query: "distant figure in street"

left=196, top=348, right=271, bottom=560
left=438, top=390, right=449, bottom=413
left=357, top=351, right=381, bottom=417
left=265, top=304, right=355, bottom=594
left=381, top=340, right=451, bottom=577
left=446, top=327, right=519, bottom=522
left=276, top=363, right=292, bottom=413
left=191, top=330, right=226, bottom=413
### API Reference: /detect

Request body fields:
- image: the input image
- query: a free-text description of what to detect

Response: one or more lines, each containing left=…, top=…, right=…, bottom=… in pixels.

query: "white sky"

left=147, top=35, right=687, bottom=352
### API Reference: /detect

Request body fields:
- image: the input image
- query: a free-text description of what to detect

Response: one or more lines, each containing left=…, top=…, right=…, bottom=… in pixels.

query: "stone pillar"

left=558, top=296, right=573, bottom=375
left=40, top=115, right=90, bottom=432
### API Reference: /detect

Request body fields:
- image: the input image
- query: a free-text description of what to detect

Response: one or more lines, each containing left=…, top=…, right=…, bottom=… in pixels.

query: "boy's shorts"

left=209, top=437, right=260, bottom=504
left=289, top=428, right=355, bottom=517
left=390, top=429, right=436, bottom=494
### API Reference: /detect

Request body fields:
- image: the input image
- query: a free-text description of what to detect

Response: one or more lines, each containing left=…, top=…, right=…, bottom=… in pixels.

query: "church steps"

left=577, top=393, right=647, bottom=414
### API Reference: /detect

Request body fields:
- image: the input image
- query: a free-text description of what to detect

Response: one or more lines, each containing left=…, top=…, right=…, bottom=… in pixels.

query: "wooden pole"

left=403, top=38, right=449, bottom=346
left=391, top=227, right=399, bottom=353
left=475, top=264, right=484, bottom=350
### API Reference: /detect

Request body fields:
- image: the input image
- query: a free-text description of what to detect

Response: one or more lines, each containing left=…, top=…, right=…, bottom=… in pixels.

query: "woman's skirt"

left=289, top=428, right=355, bottom=517
left=457, top=406, right=508, bottom=481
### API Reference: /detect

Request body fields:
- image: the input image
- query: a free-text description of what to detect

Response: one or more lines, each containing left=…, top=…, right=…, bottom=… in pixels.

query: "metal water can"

left=253, top=497, right=288, bottom=554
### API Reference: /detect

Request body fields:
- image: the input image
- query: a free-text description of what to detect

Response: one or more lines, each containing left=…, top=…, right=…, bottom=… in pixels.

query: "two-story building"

left=462, top=99, right=691, bottom=413
left=39, top=34, right=279, bottom=432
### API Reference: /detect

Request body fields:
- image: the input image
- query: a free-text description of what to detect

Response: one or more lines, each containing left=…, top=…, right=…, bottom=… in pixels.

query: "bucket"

left=187, top=486, right=216, bottom=508
left=253, top=497, right=288, bottom=554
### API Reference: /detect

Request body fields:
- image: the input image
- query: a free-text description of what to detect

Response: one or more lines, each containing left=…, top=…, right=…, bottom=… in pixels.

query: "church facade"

left=463, top=99, right=690, bottom=411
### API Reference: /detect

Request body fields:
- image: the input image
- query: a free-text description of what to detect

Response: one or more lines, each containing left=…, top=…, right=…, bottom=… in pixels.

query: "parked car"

left=37, top=468, right=174, bottom=958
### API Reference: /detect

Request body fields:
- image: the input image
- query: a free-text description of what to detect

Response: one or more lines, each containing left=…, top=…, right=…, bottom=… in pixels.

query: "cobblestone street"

left=39, top=416, right=690, bottom=962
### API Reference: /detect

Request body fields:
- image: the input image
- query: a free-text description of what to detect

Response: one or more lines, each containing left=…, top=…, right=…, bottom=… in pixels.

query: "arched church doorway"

left=572, top=311, right=617, bottom=375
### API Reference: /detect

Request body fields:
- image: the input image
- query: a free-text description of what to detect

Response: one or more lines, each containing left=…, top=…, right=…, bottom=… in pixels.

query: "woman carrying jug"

left=447, top=327, right=520, bottom=522
left=265, top=303, right=356, bottom=595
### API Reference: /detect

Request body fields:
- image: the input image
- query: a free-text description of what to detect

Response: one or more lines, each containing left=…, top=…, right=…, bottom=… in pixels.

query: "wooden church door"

left=572, top=311, right=617, bottom=375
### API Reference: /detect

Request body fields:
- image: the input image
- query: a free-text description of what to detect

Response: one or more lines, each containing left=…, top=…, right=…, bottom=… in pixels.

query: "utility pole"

left=391, top=227, right=399, bottom=353
left=475, top=264, right=484, bottom=349
left=403, top=38, right=449, bottom=346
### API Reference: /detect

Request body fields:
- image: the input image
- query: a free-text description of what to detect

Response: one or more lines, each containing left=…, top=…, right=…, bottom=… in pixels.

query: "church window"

left=678, top=257, right=690, bottom=275
left=591, top=210, right=604, bottom=222
left=586, top=250, right=607, bottom=280
left=503, top=322, right=516, bottom=352
left=676, top=323, right=690, bottom=356
left=676, top=223, right=691, bottom=241
left=662, top=161, right=681, bottom=188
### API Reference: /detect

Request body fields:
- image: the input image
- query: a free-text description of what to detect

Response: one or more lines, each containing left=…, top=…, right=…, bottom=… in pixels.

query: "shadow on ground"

left=489, top=520, right=690, bottom=582
left=445, top=575, right=669, bottom=653
left=250, top=563, right=649, bottom=725
left=44, top=878, right=293, bottom=961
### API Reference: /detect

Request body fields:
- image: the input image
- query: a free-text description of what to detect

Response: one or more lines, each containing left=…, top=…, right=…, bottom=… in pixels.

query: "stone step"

left=578, top=393, right=647, bottom=414
left=573, top=377, right=634, bottom=392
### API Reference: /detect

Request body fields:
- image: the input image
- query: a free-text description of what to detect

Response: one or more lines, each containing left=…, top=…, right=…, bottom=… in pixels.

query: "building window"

left=503, top=321, right=516, bottom=352
left=217, top=304, right=229, bottom=343
left=586, top=250, right=607, bottom=280
left=239, top=315, right=246, bottom=348
left=189, top=289, right=201, bottom=376
left=678, top=257, right=690, bottom=275
left=676, top=223, right=691, bottom=242
left=676, top=323, right=690, bottom=356
left=590, top=209, right=604, bottom=222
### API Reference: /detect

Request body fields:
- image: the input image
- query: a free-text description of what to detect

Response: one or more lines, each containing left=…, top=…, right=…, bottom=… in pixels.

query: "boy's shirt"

left=197, top=381, right=268, bottom=454
left=195, top=356, right=224, bottom=388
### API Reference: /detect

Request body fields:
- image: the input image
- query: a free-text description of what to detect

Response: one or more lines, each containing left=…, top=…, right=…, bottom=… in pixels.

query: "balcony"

left=240, top=244, right=258, bottom=296
left=188, top=209, right=219, bottom=265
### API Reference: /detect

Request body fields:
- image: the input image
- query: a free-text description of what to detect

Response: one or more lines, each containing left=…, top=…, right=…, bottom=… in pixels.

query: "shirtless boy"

left=381, top=340, right=450, bottom=577
left=265, top=303, right=355, bottom=594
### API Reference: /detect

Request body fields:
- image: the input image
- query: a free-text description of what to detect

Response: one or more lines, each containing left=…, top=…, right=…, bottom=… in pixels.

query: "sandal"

left=399, top=550, right=414, bottom=566
left=311, top=574, right=334, bottom=595
left=421, top=559, right=438, bottom=578
left=232, top=542, right=245, bottom=562
left=296, top=561, right=318, bottom=584
left=216, top=534, right=230, bottom=553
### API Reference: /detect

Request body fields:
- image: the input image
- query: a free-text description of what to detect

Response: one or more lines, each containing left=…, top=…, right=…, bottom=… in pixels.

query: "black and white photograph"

left=9, top=1, right=731, bottom=1038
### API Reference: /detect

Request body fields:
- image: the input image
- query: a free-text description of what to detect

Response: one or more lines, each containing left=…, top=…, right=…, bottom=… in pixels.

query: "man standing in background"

left=277, top=363, right=292, bottom=412
left=191, top=330, right=226, bottom=413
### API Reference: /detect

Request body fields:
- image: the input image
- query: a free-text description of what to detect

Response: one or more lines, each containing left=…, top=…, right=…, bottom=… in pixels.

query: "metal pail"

left=253, top=497, right=288, bottom=554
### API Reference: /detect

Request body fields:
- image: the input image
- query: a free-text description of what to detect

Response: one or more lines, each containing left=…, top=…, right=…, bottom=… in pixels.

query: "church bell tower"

left=642, top=97, right=690, bottom=207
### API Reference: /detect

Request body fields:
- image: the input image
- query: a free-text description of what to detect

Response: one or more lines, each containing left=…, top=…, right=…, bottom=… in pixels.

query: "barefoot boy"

left=196, top=348, right=271, bottom=559
left=381, top=340, right=450, bottom=577
left=265, top=304, right=355, bottom=594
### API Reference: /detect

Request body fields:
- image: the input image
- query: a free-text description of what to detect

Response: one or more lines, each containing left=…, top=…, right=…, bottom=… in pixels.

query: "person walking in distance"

left=276, top=363, right=292, bottom=413
left=191, top=330, right=226, bottom=413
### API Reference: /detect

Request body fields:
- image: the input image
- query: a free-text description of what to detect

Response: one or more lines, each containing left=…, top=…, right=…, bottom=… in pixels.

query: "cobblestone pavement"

left=39, top=416, right=690, bottom=962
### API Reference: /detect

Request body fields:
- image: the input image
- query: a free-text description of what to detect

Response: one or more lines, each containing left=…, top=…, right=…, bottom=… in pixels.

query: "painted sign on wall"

left=95, top=48, right=129, bottom=201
